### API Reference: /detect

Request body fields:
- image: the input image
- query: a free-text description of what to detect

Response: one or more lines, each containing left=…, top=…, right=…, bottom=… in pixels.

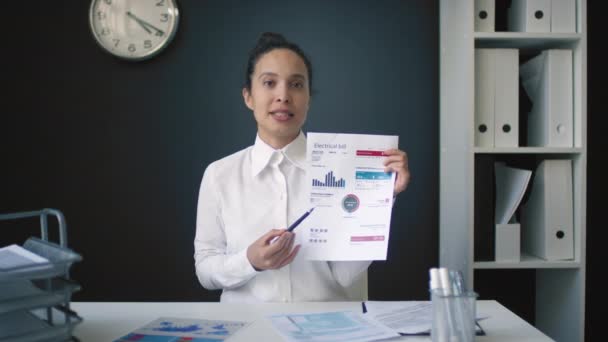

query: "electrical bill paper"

left=303, top=132, right=398, bottom=261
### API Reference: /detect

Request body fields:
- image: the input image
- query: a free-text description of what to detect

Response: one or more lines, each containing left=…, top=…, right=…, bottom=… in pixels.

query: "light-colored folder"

left=520, top=49, right=573, bottom=147
left=496, top=223, right=521, bottom=262
left=475, top=0, right=495, bottom=32
left=494, top=49, right=519, bottom=147
left=475, top=49, right=495, bottom=147
left=551, top=0, right=576, bottom=33
left=521, top=159, right=574, bottom=261
left=494, top=162, right=530, bottom=263
left=508, top=0, right=551, bottom=32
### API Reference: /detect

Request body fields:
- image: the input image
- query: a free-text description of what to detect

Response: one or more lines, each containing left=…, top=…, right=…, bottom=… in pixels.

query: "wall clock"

left=89, top=0, right=179, bottom=61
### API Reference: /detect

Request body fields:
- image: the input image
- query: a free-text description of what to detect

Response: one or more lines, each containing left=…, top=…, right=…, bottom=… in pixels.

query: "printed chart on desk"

left=304, top=133, right=398, bottom=261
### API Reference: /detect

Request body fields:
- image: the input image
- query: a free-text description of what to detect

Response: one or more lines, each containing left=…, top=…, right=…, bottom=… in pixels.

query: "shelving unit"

left=0, top=209, right=83, bottom=341
left=440, top=1, right=586, bottom=341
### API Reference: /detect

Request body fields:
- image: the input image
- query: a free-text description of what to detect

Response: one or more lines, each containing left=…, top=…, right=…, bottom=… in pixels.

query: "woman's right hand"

left=246, top=229, right=301, bottom=271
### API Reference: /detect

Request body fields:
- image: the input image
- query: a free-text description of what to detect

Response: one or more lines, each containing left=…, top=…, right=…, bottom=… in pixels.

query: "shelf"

left=474, top=32, right=582, bottom=49
left=474, top=147, right=584, bottom=154
left=442, top=1, right=587, bottom=341
left=474, top=253, right=580, bottom=269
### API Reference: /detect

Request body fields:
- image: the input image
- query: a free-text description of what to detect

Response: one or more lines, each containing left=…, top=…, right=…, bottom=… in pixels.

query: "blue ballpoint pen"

left=269, top=207, right=315, bottom=244
left=287, top=207, right=315, bottom=232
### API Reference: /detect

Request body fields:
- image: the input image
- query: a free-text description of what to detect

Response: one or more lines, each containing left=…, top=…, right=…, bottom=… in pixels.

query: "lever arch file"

left=520, top=49, right=573, bottom=147
left=551, top=0, right=576, bottom=32
left=520, top=160, right=574, bottom=260
left=475, top=0, right=495, bottom=32
left=494, top=49, right=519, bottom=147
left=508, top=0, right=551, bottom=32
left=475, top=49, right=519, bottom=148
left=475, top=49, right=495, bottom=147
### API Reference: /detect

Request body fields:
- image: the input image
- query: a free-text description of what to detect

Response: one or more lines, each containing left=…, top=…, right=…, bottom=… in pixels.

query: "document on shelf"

left=268, top=310, right=400, bottom=342
left=494, top=163, right=532, bottom=224
left=303, top=132, right=398, bottom=261
left=0, top=244, right=50, bottom=271
left=113, top=317, right=250, bottom=342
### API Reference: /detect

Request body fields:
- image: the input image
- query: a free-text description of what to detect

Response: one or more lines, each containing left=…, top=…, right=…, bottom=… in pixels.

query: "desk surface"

left=71, top=301, right=553, bottom=341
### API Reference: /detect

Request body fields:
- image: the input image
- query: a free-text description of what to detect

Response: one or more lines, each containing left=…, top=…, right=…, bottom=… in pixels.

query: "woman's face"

left=243, top=48, right=310, bottom=149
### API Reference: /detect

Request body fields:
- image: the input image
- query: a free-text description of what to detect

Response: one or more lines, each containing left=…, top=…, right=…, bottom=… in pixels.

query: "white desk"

left=71, top=301, right=553, bottom=341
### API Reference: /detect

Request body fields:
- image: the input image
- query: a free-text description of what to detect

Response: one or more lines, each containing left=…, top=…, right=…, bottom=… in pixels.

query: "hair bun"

left=258, top=32, right=287, bottom=45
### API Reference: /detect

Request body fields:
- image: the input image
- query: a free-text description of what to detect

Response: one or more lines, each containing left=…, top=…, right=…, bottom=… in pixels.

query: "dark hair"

left=244, top=32, right=313, bottom=93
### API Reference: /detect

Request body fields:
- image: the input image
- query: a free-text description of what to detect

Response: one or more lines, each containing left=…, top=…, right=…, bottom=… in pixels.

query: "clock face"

left=89, top=0, right=179, bottom=60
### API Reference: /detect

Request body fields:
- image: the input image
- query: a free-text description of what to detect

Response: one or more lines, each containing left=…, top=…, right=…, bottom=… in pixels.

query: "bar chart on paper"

left=312, top=171, right=346, bottom=188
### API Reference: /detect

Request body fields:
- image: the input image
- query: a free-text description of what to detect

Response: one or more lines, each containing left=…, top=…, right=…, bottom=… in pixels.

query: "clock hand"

left=141, top=21, right=165, bottom=37
left=126, top=11, right=152, bottom=34
left=126, top=11, right=165, bottom=36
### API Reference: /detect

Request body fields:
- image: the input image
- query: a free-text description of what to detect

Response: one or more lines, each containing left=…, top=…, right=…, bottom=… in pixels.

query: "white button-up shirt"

left=194, top=132, right=371, bottom=302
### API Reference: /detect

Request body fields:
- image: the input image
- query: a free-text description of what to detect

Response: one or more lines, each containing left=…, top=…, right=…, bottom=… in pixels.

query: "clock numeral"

left=113, top=39, right=120, bottom=47
left=97, top=11, right=106, bottom=20
left=160, top=13, right=169, bottom=22
left=103, top=0, right=112, bottom=4
left=101, top=28, right=111, bottom=36
left=155, top=30, right=164, bottom=37
left=144, top=40, right=152, bottom=49
left=128, top=43, right=136, bottom=52
left=156, top=0, right=165, bottom=6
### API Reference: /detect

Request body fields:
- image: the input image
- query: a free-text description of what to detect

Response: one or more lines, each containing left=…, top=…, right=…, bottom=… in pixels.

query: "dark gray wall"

left=1, top=0, right=438, bottom=302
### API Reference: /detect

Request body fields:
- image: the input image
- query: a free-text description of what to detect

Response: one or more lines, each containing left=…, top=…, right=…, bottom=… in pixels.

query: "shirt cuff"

left=231, top=248, right=260, bottom=279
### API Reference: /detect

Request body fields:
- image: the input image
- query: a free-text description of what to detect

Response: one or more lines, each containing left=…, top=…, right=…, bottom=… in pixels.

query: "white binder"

left=494, top=49, right=519, bottom=147
left=521, top=160, right=574, bottom=261
left=551, top=0, right=576, bottom=33
left=520, top=49, right=573, bottom=147
left=475, top=0, right=495, bottom=32
left=475, top=49, right=495, bottom=147
left=508, top=0, right=551, bottom=32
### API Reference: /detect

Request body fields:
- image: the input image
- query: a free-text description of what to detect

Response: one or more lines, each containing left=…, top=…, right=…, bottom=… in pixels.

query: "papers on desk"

left=268, top=310, right=400, bottom=342
left=114, top=317, right=250, bottom=342
left=0, top=244, right=50, bottom=271
left=363, top=301, right=487, bottom=336
left=364, top=301, right=433, bottom=335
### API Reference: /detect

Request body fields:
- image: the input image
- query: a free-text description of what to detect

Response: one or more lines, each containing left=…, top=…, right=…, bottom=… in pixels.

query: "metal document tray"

left=0, top=278, right=81, bottom=315
left=0, top=209, right=82, bottom=281
left=0, top=306, right=82, bottom=342
left=0, top=237, right=82, bottom=281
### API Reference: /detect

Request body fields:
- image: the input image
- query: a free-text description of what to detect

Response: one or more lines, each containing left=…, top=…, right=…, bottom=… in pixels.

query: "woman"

left=194, top=32, right=410, bottom=302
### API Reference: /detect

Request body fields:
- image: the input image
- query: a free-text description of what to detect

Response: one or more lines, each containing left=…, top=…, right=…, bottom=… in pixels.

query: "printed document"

left=494, top=162, right=532, bottom=224
left=364, top=301, right=487, bottom=336
left=0, top=244, right=50, bottom=271
left=114, top=317, right=250, bottom=342
left=364, top=301, right=433, bottom=335
left=268, top=310, right=400, bottom=342
left=303, top=132, right=398, bottom=260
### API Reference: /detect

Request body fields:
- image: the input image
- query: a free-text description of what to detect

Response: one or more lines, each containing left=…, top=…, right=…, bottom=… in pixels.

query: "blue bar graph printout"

left=312, top=171, right=346, bottom=188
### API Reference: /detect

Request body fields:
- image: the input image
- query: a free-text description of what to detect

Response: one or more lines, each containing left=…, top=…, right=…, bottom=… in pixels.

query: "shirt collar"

left=251, top=131, right=307, bottom=177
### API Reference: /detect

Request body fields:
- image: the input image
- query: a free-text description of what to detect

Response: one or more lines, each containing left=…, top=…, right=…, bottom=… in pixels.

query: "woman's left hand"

left=383, top=148, right=411, bottom=196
